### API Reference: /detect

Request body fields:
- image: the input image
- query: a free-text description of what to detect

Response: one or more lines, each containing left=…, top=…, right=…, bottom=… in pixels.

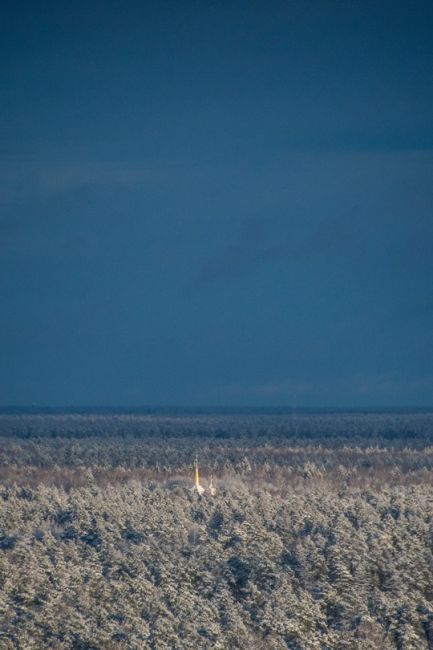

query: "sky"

left=1, top=0, right=433, bottom=407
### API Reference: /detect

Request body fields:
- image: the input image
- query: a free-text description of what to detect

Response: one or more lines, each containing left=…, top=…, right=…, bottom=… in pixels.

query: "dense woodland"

left=1, top=411, right=433, bottom=649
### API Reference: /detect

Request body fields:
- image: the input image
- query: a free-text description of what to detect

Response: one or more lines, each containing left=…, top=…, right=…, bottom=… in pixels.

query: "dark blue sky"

left=1, top=0, right=433, bottom=407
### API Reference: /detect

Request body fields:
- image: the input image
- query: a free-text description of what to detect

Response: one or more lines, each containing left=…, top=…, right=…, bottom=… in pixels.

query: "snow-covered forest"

left=1, top=411, right=433, bottom=648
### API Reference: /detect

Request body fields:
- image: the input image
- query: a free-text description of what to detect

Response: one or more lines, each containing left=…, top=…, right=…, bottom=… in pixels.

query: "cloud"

left=402, top=299, right=433, bottom=322
left=193, top=208, right=363, bottom=287
left=299, top=206, right=363, bottom=258
left=0, top=160, right=156, bottom=203
left=192, top=148, right=433, bottom=288
left=206, top=374, right=433, bottom=405
left=194, top=216, right=289, bottom=286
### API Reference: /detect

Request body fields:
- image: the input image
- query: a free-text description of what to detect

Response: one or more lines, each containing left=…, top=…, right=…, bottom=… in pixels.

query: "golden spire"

left=194, top=456, right=200, bottom=487
left=193, top=456, right=204, bottom=495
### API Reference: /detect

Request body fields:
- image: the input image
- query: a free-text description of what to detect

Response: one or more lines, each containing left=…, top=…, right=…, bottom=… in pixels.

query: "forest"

left=1, top=410, right=433, bottom=649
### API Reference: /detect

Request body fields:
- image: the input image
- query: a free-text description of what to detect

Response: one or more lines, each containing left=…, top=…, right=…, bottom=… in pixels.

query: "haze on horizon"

left=1, top=0, right=433, bottom=408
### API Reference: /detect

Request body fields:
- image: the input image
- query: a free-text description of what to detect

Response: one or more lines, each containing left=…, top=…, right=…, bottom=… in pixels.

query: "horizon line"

left=1, top=405, right=433, bottom=415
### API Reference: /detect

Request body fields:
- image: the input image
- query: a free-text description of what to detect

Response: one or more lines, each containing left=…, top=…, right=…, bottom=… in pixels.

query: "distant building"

left=194, top=456, right=205, bottom=495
